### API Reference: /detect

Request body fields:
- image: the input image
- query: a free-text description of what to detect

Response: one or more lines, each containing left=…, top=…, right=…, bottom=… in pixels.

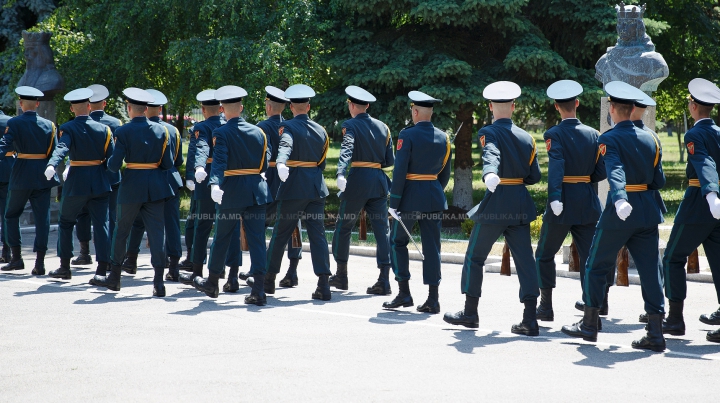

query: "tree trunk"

left=174, top=102, right=186, bottom=138
left=452, top=103, right=475, bottom=210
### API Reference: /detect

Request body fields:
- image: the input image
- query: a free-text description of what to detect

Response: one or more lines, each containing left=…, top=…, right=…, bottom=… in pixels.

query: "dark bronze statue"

left=17, top=31, right=64, bottom=100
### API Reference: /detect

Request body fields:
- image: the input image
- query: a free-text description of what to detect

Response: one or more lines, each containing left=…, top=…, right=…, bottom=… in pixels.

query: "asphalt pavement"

left=1, top=231, right=719, bottom=402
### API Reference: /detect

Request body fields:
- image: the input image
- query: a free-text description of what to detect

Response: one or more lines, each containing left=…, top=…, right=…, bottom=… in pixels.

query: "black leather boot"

left=417, top=285, right=440, bottom=313
left=512, top=299, right=540, bottom=336
left=95, top=261, right=109, bottom=276
left=245, top=274, right=267, bottom=306
left=223, top=266, right=240, bottom=292
left=599, top=285, right=610, bottom=316
left=122, top=252, right=138, bottom=274
left=31, top=251, right=46, bottom=275
left=311, top=274, right=331, bottom=301
left=71, top=241, right=92, bottom=265
left=707, top=329, right=720, bottom=343
left=0, top=244, right=10, bottom=263
left=329, top=262, right=348, bottom=290
left=443, top=296, right=480, bottom=328
left=662, top=300, right=685, bottom=336
left=264, top=273, right=276, bottom=294
left=180, top=263, right=203, bottom=285
left=179, top=254, right=193, bottom=271
left=632, top=314, right=666, bottom=352
left=700, top=306, right=720, bottom=325
left=153, top=268, right=166, bottom=297
left=48, top=257, right=72, bottom=280
left=561, top=306, right=599, bottom=342
left=1, top=246, right=24, bottom=271
left=367, top=266, right=392, bottom=295
left=238, top=271, right=251, bottom=280
left=279, top=258, right=299, bottom=287
left=165, top=256, right=180, bottom=282
left=192, top=272, right=220, bottom=298
left=574, top=300, right=584, bottom=311
left=639, top=313, right=648, bottom=323
left=536, top=288, right=554, bottom=321
left=89, top=263, right=122, bottom=291
left=382, top=280, right=413, bottom=309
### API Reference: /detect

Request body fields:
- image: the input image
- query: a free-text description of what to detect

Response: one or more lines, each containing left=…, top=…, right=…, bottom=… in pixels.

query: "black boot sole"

left=699, top=317, right=720, bottom=326
left=329, top=276, right=348, bottom=290
left=153, top=286, right=166, bottom=297
left=382, top=300, right=414, bottom=309
left=71, top=257, right=93, bottom=265
left=49, top=273, right=72, bottom=280
left=561, top=327, right=597, bottom=342
left=442, top=316, right=479, bottom=328
left=245, top=295, right=267, bottom=306
left=278, top=277, right=298, bottom=288
left=89, top=278, right=121, bottom=292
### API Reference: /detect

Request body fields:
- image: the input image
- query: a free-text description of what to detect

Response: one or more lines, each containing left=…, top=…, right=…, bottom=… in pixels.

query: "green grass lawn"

left=177, top=127, right=691, bottom=240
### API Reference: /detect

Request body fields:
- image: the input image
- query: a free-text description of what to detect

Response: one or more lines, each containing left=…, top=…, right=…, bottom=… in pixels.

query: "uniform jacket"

left=49, top=116, right=113, bottom=196
left=674, top=118, right=720, bottom=225
left=275, top=114, right=329, bottom=200
left=109, top=116, right=174, bottom=204
left=192, top=115, right=224, bottom=200
left=543, top=118, right=605, bottom=225
left=337, top=113, right=394, bottom=201
left=149, top=116, right=184, bottom=190
left=597, top=120, right=665, bottom=229
left=470, top=118, right=540, bottom=225
left=389, top=121, right=451, bottom=213
left=0, top=111, right=59, bottom=190
left=257, top=114, right=283, bottom=199
left=0, top=111, right=15, bottom=183
left=633, top=120, right=668, bottom=215
left=90, top=110, right=122, bottom=185
left=209, top=117, right=272, bottom=209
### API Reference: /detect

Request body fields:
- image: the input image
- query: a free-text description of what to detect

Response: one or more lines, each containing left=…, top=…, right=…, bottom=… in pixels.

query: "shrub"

left=461, top=218, right=475, bottom=238
left=530, top=215, right=543, bottom=239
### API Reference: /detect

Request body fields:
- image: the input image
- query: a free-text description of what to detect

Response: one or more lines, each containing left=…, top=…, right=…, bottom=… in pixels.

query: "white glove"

left=211, top=184, right=224, bottom=205
left=186, top=180, right=195, bottom=191
left=62, top=166, right=69, bottom=181
left=337, top=175, right=347, bottom=192
left=195, top=167, right=207, bottom=183
left=484, top=173, right=500, bottom=193
left=550, top=200, right=563, bottom=216
left=706, top=192, right=720, bottom=219
left=615, top=199, right=633, bottom=221
left=277, top=163, right=289, bottom=182
left=44, top=165, right=55, bottom=181
left=260, top=172, right=266, bottom=181
left=388, top=207, right=400, bottom=220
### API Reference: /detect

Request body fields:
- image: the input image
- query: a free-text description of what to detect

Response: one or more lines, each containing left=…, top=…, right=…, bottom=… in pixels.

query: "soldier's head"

left=122, top=88, right=154, bottom=119
left=347, top=99, right=369, bottom=118
left=196, top=89, right=222, bottom=118
left=70, top=101, right=91, bottom=116
left=547, top=80, right=582, bottom=120
left=687, top=79, right=720, bottom=121
left=88, top=84, right=110, bottom=112
left=629, top=104, right=646, bottom=121
left=265, top=86, right=288, bottom=117
left=555, top=99, right=579, bottom=117
left=215, top=86, right=247, bottom=119
left=285, top=84, right=315, bottom=117
left=483, top=82, right=521, bottom=121
left=408, top=91, right=440, bottom=123
left=64, top=88, right=94, bottom=116
left=145, top=89, right=168, bottom=119
left=411, top=104, right=433, bottom=124
left=604, top=81, right=646, bottom=124
left=15, top=86, right=43, bottom=112
left=345, top=86, right=375, bottom=118
left=609, top=101, right=634, bottom=122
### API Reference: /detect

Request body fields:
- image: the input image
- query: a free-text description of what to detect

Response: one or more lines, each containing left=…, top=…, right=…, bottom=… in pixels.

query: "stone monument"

left=596, top=3, right=669, bottom=204
left=16, top=31, right=65, bottom=224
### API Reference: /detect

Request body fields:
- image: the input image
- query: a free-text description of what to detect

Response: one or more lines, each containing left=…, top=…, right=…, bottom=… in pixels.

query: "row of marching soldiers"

left=2, top=77, right=720, bottom=353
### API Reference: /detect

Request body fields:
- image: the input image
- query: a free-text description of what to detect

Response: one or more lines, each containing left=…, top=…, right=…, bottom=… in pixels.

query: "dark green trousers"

left=663, top=222, right=720, bottom=303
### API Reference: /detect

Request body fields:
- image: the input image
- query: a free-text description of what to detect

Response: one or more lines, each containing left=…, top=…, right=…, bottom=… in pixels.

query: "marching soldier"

left=443, top=82, right=541, bottom=335
left=383, top=91, right=451, bottom=313
left=662, top=79, right=720, bottom=343
left=192, top=85, right=272, bottom=305
left=44, top=88, right=113, bottom=279
left=0, top=86, right=59, bottom=275
left=71, top=84, right=122, bottom=266
left=89, top=88, right=174, bottom=297
left=238, top=86, right=303, bottom=287
left=0, top=109, right=14, bottom=263
left=180, top=90, right=240, bottom=285
left=534, top=80, right=606, bottom=322
left=265, top=84, right=332, bottom=300
left=561, top=81, right=667, bottom=351
left=330, top=85, right=394, bottom=294
left=121, top=89, right=184, bottom=281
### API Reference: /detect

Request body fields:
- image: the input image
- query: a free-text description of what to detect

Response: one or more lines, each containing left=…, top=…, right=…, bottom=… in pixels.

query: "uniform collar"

left=267, top=114, right=282, bottom=122
left=614, top=120, right=635, bottom=129
left=90, top=110, right=105, bottom=117
left=695, top=118, right=714, bottom=126
left=227, top=117, right=245, bottom=123
left=632, top=119, right=645, bottom=128
left=131, top=116, right=148, bottom=123
left=294, top=114, right=309, bottom=121
left=414, top=121, right=433, bottom=127
left=493, top=118, right=513, bottom=126
left=355, top=113, right=370, bottom=119
left=560, top=118, right=579, bottom=124
left=74, top=115, right=89, bottom=121
left=23, top=111, right=37, bottom=116
left=149, top=116, right=161, bottom=122
left=206, top=115, right=222, bottom=121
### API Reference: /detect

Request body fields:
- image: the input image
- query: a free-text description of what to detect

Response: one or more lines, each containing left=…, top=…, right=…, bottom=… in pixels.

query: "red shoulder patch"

left=194, top=130, right=199, bottom=139
left=599, top=143, right=606, bottom=156
left=397, top=139, right=403, bottom=150
left=545, top=139, right=551, bottom=151
left=279, top=127, right=284, bottom=135
left=480, top=135, right=485, bottom=148
left=342, top=127, right=346, bottom=136
left=687, top=142, right=695, bottom=155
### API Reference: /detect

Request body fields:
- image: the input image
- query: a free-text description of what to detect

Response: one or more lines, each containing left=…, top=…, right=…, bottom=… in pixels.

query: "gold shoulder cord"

left=528, top=134, right=537, bottom=166
left=157, top=126, right=169, bottom=166
left=258, top=129, right=268, bottom=172
left=318, top=131, right=329, bottom=166
left=439, top=132, right=451, bottom=174
left=104, top=127, right=112, bottom=154
left=174, top=128, right=181, bottom=162
left=46, top=123, right=56, bottom=157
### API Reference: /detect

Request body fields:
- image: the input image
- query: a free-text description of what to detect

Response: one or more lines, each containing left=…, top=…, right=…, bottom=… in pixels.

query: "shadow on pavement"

left=446, top=329, right=552, bottom=353
left=571, top=344, right=654, bottom=368
left=73, top=291, right=150, bottom=305
left=169, top=299, right=247, bottom=315
left=368, top=309, right=435, bottom=325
